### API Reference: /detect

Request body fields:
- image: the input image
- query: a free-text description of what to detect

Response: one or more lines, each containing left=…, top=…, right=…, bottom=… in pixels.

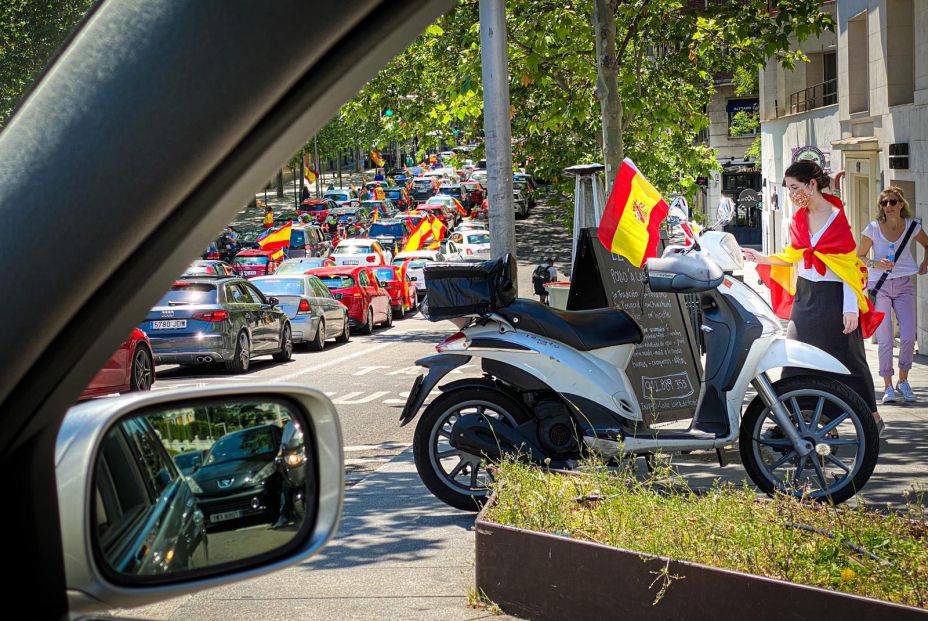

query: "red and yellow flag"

left=371, top=149, right=386, bottom=167
left=430, top=215, right=447, bottom=241
left=597, top=158, right=669, bottom=268
left=452, top=198, right=467, bottom=216
left=257, top=221, right=292, bottom=254
left=403, top=217, right=434, bottom=252
left=304, top=165, right=318, bottom=185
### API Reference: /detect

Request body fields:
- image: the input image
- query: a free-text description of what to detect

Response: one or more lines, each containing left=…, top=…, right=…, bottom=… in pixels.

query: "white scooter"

left=400, top=208, right=879, bottom=510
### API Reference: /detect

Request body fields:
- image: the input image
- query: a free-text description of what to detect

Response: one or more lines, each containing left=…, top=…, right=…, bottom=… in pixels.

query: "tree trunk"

left=592, top=0, right=623, bottom=195
left=354, top=146, right=362, bottom=173
left=338, top=149, right=343, bottom=188
left=276, top=168, right=284, bottom=198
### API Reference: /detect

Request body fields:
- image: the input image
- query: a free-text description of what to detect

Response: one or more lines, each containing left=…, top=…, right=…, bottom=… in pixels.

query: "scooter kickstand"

left=715, top=448, right=727, bottom=467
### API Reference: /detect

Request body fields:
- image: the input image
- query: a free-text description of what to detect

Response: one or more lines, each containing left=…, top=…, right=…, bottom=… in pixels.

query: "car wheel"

left=360, top=308, right=374, bottom=335
left=273, top=324, right=293, bottom=361
left=382, top=304, right=393, bottom=328
left=335, top=313, right=351, bottom=343
left=129, top=346, right=153, bottom=392
left=308, top=319, right=326, bottom=351
left=225, top=331, right=251, bottom=373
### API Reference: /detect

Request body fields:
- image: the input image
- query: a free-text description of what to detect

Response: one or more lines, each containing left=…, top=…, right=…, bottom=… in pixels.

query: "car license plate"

left=152, top=320, right=187, bottom=330
left=342, top=260, right=359, bottom=265
left=209, top=510, right=244, bottom=523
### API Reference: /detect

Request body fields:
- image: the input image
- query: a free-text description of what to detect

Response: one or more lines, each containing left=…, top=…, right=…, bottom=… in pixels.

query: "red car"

left=307, top=266, right=393, bottom=334
left=79, top=328, right=155, bottom=401
left=297, top=198, right=339, bottom=223
left=231, top=248, right=283, bottom=278
left=372, top=265, right=417, bottom=317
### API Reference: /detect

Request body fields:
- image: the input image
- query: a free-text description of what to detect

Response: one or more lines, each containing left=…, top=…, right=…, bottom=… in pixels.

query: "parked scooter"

left=401, top=206, right=879, bottom=510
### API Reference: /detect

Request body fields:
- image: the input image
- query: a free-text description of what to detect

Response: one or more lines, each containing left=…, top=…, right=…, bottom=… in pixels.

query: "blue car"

left=141, top=276, right=293, bottom=373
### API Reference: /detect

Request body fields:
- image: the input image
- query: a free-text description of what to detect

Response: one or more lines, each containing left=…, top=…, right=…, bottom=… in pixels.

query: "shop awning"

left=831, top=136, right=879, bottom=150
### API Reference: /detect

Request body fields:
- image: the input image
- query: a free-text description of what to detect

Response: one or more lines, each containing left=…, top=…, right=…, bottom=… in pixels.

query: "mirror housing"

left=57, top=384, right=343, bottom=614
left=268, top=296, right=281, bottom=306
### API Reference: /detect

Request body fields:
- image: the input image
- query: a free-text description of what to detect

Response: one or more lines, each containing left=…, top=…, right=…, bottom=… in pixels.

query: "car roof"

left=235, top=248, right=275, bottom=256
left=307, top=266, right=367, bottom=276
left=338, top=238, right=376, bottom=244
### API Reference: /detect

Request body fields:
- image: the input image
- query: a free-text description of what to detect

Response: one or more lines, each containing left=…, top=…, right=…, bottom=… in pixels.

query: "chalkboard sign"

left=567, top=228, right=702, bottom=423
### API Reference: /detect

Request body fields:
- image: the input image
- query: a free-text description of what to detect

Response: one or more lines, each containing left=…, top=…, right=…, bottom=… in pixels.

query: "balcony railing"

left=788, top=79, right=837, bottom=114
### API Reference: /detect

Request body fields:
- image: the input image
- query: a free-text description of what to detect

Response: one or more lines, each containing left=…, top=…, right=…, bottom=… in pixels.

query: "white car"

left=469, top=169, right=488, bottom=184
left=425, top=195, right=462, bottom=224
left=392, top=250, right=448, bottom=297
left=449, top=229, right=491, bottom=260
left=324, top=188, right=359, bottom=209
left=331, top=238, right=392, bottom=267
left=453, top=220, right=488, bottom=233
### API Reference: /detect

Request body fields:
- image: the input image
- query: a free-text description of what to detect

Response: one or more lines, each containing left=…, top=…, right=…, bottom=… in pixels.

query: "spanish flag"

left=430, top=215, right=448, bottom=241
left=371, top=149, right=386, bottom=167
left=403, top=217, right=434, bottom=252
left=452, top=198, right=467, bottom=216
left=257, top=221, right=292, bottom=254
left=597, top=158, right=669, bottom=268
left=304, top=165, right=318, bottom=185
left=756, top=194, right=884, bottom=338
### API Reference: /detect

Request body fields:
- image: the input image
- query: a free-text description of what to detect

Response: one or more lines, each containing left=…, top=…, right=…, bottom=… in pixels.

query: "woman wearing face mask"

left=858, top=187, right=928, bottom=404
left=743, top=161, right=885, bottom=431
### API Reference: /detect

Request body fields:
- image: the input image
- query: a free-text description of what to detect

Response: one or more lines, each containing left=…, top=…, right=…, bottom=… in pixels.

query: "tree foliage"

left=0, top=0, right=95, bottom=128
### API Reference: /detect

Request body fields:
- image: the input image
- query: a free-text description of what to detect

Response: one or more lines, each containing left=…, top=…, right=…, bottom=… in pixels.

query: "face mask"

left=789, top=184, right=812, bottom=208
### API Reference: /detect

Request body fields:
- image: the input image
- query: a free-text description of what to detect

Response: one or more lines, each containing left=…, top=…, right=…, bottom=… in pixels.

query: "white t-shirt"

left=796, top=210, right=857, bottom=314
left=861, top=218, right=922, bottom=284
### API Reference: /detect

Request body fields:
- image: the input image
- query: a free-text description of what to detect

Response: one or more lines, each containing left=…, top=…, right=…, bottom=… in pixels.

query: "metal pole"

left=338, top=149, right=343, bottom=188
left=480, top=0, right=515, bottom=275
left=314, top=136, right=321, bottom=198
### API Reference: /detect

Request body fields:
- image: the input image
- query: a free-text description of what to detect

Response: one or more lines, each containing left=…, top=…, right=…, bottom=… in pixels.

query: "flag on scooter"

left=257, top=221, right=292, bottom=254
left=597, top=158, right=669, bottom=268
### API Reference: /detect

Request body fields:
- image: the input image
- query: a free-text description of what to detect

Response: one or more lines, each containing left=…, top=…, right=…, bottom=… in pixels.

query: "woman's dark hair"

left=784, top=160, right=831, bottom=191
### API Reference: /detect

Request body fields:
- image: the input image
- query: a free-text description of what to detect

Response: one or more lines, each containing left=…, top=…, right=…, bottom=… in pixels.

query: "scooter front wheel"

left=739, top=375, right=879, bottom=504
left=413, top=387, right=528, bottom=511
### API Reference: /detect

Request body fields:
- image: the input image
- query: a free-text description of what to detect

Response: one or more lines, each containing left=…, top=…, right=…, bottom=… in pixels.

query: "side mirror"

left=268, top=296, right=280, bottom=306
left=716, top=201, right=734, bottom=228
left=57, top=385, right=343, bottom=614
left=379, top=280, right=389, bottom=288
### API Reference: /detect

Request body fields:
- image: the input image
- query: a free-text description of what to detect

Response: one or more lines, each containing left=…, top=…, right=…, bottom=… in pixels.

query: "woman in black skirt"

left=743, top=161, right=882, bottom=430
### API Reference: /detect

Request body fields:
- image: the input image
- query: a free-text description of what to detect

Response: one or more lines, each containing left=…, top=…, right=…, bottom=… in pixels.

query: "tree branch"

left=616, top=0, right=654, bottom=62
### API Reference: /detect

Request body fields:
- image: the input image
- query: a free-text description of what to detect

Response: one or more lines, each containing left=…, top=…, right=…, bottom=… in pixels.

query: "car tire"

left=273, top=323, right=293, bottom=362
left=128, top=345, right=154, bottom=392
left=308, top=319, right=325, bottom=351
left=382, top=304, right=393, bottom=328
left=360, top=308, right=374, bottom=335
left=335, top=313, right=350, bottom=343
left=225, top=331, right=251, bottom=373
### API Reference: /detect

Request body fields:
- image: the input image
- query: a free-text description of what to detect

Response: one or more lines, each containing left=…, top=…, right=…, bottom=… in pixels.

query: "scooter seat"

left=496, top=298, right=643, bottom=351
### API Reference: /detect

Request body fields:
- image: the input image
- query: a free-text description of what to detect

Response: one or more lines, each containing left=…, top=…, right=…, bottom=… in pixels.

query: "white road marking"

left=353, top=366, right=391, bottom=376
left=387, top=366, right=422, bottom=376
left=344, top=457, right=392, bottom=466
left=332, top=391, right=391, bottom=405
left=271, top=342, right=391, bottom=382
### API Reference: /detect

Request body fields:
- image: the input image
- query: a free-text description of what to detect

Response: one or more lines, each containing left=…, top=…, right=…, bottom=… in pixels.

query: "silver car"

left=251, top=275, right=350, bottom=350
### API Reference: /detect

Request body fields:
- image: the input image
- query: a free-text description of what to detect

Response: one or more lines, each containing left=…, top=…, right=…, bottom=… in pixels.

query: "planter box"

left=475, top=496, right=928, bottom=621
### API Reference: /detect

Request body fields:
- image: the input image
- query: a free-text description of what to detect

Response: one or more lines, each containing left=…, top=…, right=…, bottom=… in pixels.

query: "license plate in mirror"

left=152, top=320, right=187, bottom=329
left=210, top=510, right=244, bottom=523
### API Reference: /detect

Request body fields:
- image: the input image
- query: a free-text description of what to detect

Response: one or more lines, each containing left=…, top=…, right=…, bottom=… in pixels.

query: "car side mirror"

left=57, top=385, right=343, bottom=613
left=379, top=280, right=389, bottom=288
left=268, top=296, right=280, bottom=306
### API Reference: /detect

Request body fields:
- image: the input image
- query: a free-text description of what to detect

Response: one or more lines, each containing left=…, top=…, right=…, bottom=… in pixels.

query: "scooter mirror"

left=716, top=202, right=734, bottom=229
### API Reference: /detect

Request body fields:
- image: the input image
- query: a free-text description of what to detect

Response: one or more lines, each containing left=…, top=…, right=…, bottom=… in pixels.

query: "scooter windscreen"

left=645, top=252, right=724, bottom=293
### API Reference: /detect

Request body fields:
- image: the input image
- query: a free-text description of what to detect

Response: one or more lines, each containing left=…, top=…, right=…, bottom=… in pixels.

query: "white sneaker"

left=881, top=386, right=897, bottom=404
left=896, top=381, right=917, bottom=403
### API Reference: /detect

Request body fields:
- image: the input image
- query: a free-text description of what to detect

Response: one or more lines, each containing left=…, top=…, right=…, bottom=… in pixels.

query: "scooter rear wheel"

left=739, top=375, right=879, bottom=504
left=413, top=386, right=528, bottom=511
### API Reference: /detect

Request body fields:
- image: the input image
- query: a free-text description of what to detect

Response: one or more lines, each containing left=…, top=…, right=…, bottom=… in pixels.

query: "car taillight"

left=206, top=252, right=220, bottom=260
left=172, top=281, right=192, bottom=287
left=466, top=248, right=474, bottom=255
left=193, top=310, right=229, bottom=322
left=352, top=292, right=363, bottom=298
left=298, top=299, right=311, bottom=314
left=366, top=256, right=376, bottom=263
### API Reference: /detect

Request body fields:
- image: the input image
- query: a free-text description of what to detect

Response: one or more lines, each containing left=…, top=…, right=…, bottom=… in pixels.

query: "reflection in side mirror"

left=93, top=398, right=315, bottom=579
left=268, top=296, right=280, bottom=306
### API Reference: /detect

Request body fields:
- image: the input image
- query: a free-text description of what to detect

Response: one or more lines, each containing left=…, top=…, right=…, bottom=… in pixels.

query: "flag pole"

left=314, top=135, right=321, bottom=199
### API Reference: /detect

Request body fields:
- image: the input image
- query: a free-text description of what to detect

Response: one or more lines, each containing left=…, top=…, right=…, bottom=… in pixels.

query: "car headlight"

left=250, top=461, right=278, bottom=484
left=186, top=477, right=204, bottom=494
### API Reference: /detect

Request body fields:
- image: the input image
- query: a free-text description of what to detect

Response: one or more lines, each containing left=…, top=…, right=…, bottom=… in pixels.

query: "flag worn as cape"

left=257, top=221, right=292, bottom=254
left=597, top=158, right=669, bottom=267
left=756, top=193, right=884, bottom=338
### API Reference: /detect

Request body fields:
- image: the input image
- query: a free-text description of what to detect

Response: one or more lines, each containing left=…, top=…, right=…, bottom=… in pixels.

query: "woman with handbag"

left=744, top=161, right=885, bottom=431
left=859, top=186, right=928, bottom=403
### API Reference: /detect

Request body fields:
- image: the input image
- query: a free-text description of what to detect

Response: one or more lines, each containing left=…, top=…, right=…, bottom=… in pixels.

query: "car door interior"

left=0, top=1, right=453, bottom=616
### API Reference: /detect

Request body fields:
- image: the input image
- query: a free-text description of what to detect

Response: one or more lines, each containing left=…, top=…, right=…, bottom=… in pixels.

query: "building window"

left=848, top=11, right=869, bottom=114
left=727, top=99, right=759, bottom=136
left=887, top=0, right=915, bottom=107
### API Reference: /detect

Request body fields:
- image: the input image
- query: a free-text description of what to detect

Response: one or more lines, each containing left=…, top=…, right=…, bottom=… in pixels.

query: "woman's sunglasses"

left=879, top=198, right=899, bottom=207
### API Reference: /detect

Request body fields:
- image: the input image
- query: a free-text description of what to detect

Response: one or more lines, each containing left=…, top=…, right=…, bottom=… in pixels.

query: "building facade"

left=759, top=0, right=928, bottom=353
